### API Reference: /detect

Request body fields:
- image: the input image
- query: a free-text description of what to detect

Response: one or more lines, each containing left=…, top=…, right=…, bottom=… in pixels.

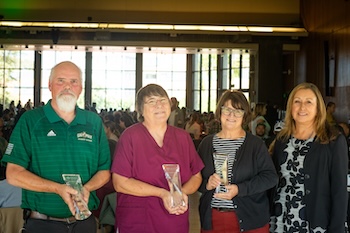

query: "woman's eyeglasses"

left=221, top=107, right=244, bottom=117
left=145, top=98, right=169, bottom=106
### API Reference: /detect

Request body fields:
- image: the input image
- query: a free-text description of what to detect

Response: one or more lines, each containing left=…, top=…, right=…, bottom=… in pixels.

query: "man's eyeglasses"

left=145, top=98, right=169, bottom=106
left=221, top=107, right=244, bottom=117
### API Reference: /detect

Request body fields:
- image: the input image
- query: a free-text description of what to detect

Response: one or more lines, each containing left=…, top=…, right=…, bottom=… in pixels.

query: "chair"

left=0, top=207, right=24, bottom=233
left=99, top=192, right=117, bottom=233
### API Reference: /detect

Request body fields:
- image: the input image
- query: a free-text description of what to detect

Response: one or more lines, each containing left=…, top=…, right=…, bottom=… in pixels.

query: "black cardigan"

left=272, top=134, right=348, bottom=232
left=197, top=132, right=278, bottom=231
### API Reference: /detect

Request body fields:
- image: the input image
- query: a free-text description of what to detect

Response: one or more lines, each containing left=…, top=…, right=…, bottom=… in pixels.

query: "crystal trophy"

left=213, top=153, right=229, bottom=193
left=162, top=164, right=185, bottom=207
left=62, top=174, right=92, bottom=220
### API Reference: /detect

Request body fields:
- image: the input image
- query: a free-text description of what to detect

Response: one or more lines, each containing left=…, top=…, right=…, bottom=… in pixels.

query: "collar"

left=43, top=100, right=86, bottom=125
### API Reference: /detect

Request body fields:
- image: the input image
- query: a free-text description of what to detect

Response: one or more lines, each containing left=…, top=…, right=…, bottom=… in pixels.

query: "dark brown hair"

left=135, top=84, right=170, bottom=122
left=215, top=90, right=252, bottom=126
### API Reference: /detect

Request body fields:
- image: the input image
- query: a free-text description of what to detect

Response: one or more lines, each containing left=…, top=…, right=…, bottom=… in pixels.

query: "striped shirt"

left=211, top=134, right=245, bottom=209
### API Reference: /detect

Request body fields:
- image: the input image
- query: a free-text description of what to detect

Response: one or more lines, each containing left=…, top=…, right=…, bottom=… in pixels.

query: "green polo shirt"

left=1, top=100, right=111, bottom=218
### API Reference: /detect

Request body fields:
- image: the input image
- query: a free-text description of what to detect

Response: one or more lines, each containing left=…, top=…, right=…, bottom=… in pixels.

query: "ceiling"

left=0, top=0, right=300, bottom=26
left=0, top=0, right=303, bottom=49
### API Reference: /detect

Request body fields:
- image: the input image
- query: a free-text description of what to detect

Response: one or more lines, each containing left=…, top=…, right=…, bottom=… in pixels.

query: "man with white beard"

left=1, top=61, right=111, bottom=233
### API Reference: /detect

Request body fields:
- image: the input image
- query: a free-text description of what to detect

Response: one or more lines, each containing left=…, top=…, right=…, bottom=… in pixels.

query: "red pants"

left=201, top=208, right=269, bottom=233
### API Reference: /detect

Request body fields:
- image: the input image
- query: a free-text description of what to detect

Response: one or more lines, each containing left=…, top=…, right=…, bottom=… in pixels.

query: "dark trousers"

left=22, top=214, right=96, bottom=233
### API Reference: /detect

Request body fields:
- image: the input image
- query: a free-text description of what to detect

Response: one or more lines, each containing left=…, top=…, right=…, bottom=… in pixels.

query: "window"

left=92, top=52, right=136, bottom=111
left=143, top=53, right=187, bottom=108
left=192, top=54, right=218, bottom=113
left=0, top=50, right=35, bottom=109
left=222, top=51, right=250, bottom=100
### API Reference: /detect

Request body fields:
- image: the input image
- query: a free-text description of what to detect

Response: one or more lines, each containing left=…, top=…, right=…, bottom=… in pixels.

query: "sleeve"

left=329, top=134, right=348, bottom=232
left=110, top=130, right=133, bottom=178
left=97, top=118, right=111, bottom=171
left=236, top=139, right=278, bottom=197
left=186, top=133, right=204, bottom=175
left=197, top=136, right=214, bottom=194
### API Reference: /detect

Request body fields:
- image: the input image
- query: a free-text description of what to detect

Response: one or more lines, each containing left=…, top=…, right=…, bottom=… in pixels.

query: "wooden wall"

left=299, top=0, right=350, bottom=122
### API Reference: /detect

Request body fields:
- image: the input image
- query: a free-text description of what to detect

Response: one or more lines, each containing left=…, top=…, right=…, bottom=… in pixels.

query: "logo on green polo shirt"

left=77, top=131, right=93, bottom=142
left=5, top=143, right=13, bottom=155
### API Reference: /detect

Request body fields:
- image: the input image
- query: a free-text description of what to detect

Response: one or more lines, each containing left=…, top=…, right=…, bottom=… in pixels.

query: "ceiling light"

left=0, top=20, right=308, bottom=36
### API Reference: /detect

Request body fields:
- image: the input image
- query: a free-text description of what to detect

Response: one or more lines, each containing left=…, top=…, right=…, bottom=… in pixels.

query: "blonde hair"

left=252, top=103, right=267, bottom=119
left=277, top=82, right=330, bottom=143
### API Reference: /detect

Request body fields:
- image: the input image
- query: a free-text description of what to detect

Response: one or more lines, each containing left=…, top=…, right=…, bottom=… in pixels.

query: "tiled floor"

left=189, top=192, right=201, bottom=233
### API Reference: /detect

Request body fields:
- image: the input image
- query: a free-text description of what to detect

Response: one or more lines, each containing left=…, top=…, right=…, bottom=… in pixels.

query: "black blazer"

left=272, top=133, right=348, bottom=232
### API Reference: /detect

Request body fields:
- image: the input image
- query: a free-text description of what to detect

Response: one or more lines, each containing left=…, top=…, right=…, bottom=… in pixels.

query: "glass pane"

left=231, top=54, right=241, bottom=68
left=7, top=69, right=20, bottom=88
left=201, top=90, right=209, bottom=113
left=77, top=90, right=85, bottom=109
left=41, top=51, right=57, bottom=69
left=41, top=88, right=51, bottom=103
left=71, top=52, right=86, bottom=69
left=92, top=52, right=107, bottom=70
left=21, top=51, right=34, bottom=69
left=120, top=90, right=136, bottom=111
left=92, top=71, right=106, bottom=88
left=5, top=51, right=20, bottom=68
left=143, top=54, right=157, bottom=71
left=143, top=71, right=157, bottom=85
left=5, top=88, right=20, bottom=107
left=172, top=54, right=186, bottom=71
left=231, top=68, right=240, bottom=89
left=242, top=53, right=250, bottom=67
left=157, top=54, right=172, bottom=71
left=122, top=71, right=136, bottom=88
left=210, top=55, right=217, bottom=70
left=20, top=70, right=34, bottom=87
left=209, top=90, right=217, bottom=112
left=202, top=71, right=209, bottom=90
left=41, top=70, right=50, bottom=88
left=210, top=70, right=217, bottom=90
left=91, top=89, right=107, bottom=112
left=157, top=72, right=172, bottom=90
left=123, top=54, right=136, bottom=70
left=202, top=55, right=210, bottom=71
left=20, top=88, right=33, bottom=106
left=172, top=72, right=186, bottom=89
left=106, top=53, right=120, bottom=70
left=222, top=69, right=230, bottom=90
left=241, top=68, right=250, bottom=89
left=105, top=71, right=120, bottom=87
left=193, top=90, right=200, bottom=111
left=0, top=51, right=4, bottom=67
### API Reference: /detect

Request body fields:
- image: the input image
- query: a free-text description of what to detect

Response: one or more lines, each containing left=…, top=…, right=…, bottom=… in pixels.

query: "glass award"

left=162, top=164, right=185, bottom=207
left=62, top=174, right=92, bottom=220
left=213, top=153, right=229, bottom=193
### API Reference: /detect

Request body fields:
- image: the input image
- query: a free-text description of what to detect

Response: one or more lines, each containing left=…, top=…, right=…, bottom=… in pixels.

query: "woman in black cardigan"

left=197, top=90, right=278, bottom=233
left=270, top=83, right=348, bottom=232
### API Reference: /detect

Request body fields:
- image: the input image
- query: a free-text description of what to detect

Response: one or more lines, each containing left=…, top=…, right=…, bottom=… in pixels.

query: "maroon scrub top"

left=111, top=123, right=204, bottom=233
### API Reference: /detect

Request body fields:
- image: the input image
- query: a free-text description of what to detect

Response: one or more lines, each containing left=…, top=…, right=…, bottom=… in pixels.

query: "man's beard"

left=56, top=91, right=77, bottom=113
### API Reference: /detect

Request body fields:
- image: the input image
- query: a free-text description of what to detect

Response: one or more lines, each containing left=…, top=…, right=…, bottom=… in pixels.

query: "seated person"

left=0, top=179, right=21, bottom=208
left=256, top=123, right=268, bottom=141
left=265, top=121, right=285, bottom=149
